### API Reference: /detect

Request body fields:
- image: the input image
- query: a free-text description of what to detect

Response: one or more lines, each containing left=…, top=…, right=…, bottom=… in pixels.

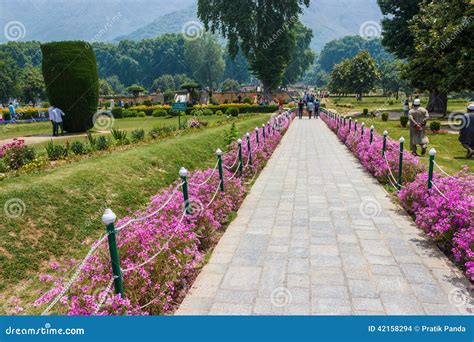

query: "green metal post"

left=349, top=117, right=352, bottom=131
left=370, top=125, right=374, bottom=144
left=246, top=132, right=253, bottom=166
left=397, top=137, right=405, bottom=190
left=179, top=167, right=190, bottom=214
left=255, top=127, right=260, bottom=145
left=102, top=209, right=124, bottom=297
left=361, top=123, right=365, bottom=138
left=262, top=124, right=266, bottom=141
left=238, top=139, right=243, bottom=176
left=382, top=130, right=388, bottom=156
left=428, top=148, right=436, bottom=189
left=354, top=119, right=358, bottom=133
left=216, top=149, right=224, bottom=192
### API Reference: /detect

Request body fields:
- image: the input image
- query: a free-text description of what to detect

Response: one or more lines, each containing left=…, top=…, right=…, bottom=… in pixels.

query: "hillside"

left=1, top=0, right=383, bottom=50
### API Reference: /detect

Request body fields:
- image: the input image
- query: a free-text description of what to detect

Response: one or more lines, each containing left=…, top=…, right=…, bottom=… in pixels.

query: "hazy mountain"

left=0, top=0, right=383, bottom=50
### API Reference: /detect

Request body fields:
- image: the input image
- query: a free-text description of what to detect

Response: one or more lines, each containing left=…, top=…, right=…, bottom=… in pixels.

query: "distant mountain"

left=0, top=0, right=195, bottom=43
left=0, top=0, right=383, bottom=50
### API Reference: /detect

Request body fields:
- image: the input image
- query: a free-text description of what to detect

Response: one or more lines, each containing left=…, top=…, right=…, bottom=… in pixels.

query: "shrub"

left=224, top=122, right=238, bottom=145
left=191, top=109, right=203, bottom=116
left=148, top=125, right=177, bottom=139
left=1, top=140, right=36, bottom=169
left=124, top=103, right=130, bottom=109
left=41, top=41, right=99, bottom=132
left=70, top=141, right=86, bottom=155
left=3, top=112, right=11, bottom=121
left=168, top=109, right=179, bottom=117
left=131, top=129, right=145, bottom=142
left=86, top=131, right=96, bottom=147
left=111, top=129, right=128, bottom=145
left=152, top=109, right=167, bottom=117
left=226, top=107, right=239, bottom=117
left=215, top=110, right=223, bottom=116
left=45, top=141, right=68, bottom=161
left=400, top=115, right=409, bottom=128
left=430, top=121, right=441, bottom=132
left=137, top=111, right=146, bottom=118
left=363, top=108, right=369, bottom=116
left=111, top=107, right=123, bottom=119
left=143, top=100, right=152, bottom=106
left=202, top=109, right=213, bottom=116
left=381, top=112, right=389, bottom=121
left=243, top=97, right=252, bottom=104
left=95, top=136, right=111, bottom=150
left=0, top=158, right=8, bottom=173
left=144, top=109, right=153, bottom=116
left=123, top=110, right=137, bottom=118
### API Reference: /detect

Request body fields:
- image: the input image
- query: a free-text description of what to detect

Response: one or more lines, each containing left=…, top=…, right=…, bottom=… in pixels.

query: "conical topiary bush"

left=41, top=41, right=99, bottom=132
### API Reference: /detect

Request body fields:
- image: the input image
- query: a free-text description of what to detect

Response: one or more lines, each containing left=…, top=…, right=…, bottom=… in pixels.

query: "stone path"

left=176, top=117, right=473, bottom=315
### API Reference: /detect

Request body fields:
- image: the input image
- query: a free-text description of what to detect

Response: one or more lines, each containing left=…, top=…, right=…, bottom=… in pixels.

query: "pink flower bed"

left=34, top=111, right=295, bottom=315
left=322, top=110, right=474, bottom=280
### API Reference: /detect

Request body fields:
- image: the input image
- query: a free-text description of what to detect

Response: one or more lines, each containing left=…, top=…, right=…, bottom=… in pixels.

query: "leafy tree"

left=184, top=34, right=225, bottom=98
left=197, top=0, right=310, bottom=100
left=18, top=66, right=46, bottom=103
left=105, top=75, right=125, bottom=94
left=329, top=51, right=379, bottom=96
left=223, top=48, right=251, bottom=84
left=151, top=74, right=176, bottom=92
left=127, top=84, right=146, bottom=98
left=99, top=79, right=114, bottom=95
left=377, top=0, right=422, bottom=59
left=173, top=74, right=194, bottom=88
left=282, top=22, right=315, bottom=86
left=402, top=0, right=473, bottom=114
left=221, top=78, right=240, bottom=92
left=319, top=36, right=393, bottom=72
left=377, top=60, right=410, bottom=98
left=0, top=51, right=19, bottom=103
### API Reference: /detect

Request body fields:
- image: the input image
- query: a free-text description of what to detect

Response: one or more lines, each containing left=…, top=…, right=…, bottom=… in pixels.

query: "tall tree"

left=282, top=22, right=315, bottom=86
left=151, top=74, right=176, bottom=92
left=197, top=0, right=310, bottom=100
left=377, top=60, right=410, bottom=98
left=0, top=51, right=19, bottom=103
left=377, top=0, right=422, bottom=59
left=329, top=51, right=379, bottom=97
left=403, top=0, right=473, bottom=114
left=18, top=66, right=46, bottom=102
left=184, top=34, right=225, bottom=98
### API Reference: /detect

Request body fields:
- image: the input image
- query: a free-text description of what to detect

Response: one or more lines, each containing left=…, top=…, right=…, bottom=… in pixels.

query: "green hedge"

left=41, top=41, right=99, bottom=132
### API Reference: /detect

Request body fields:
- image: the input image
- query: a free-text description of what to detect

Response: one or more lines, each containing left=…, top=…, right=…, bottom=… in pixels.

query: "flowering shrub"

left=34, top=111, right=295, bottom=315
left=0, top=139, right=36, bottom=170
left=322, top=110, right=473, bottom=281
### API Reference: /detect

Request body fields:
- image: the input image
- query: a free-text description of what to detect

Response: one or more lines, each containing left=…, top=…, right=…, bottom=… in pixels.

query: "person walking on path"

left=53, top=106, right=66, bottom=136
left=408, top=98, right=429, bottom=156
left=314, top=98, right=320, bottom=118
left=459, top=103, right=474, bottom=158
left=48, top=105, right=56, bottom=136
left=307, top=100, right=315, bottom=119
left=298, top=99, right=304, bottom=119
left=8, top=102, right=16, bottom=121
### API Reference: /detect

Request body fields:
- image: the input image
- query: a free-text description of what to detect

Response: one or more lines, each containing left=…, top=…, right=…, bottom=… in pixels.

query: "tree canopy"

left=197, top=0, right=310, bottom=98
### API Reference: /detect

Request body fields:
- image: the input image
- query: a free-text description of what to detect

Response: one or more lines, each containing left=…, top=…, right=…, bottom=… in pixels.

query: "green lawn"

left=0, top=114, right=269, bottom=313
left=353, top=116, right=473, bottom=174
left=325, top=96, right=469, bottom=113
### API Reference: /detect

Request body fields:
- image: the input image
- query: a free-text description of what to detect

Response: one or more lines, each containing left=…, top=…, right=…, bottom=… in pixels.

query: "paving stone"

left=175, top=119, right=471, bottom=315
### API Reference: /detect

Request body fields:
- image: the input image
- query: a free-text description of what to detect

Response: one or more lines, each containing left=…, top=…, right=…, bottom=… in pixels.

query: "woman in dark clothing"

left=459, top=104, right=474, bottom=158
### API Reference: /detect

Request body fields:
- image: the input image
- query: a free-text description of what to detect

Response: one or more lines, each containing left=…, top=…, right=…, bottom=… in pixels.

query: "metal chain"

left=188, top=161, right=219, bottom=187
left=433, top=160, right=473, bottom=184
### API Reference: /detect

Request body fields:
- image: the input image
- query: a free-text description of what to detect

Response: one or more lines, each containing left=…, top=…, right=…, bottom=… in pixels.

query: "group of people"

left=298, top=92, right=321, bottom=119
left=48, top=105, right=66, bottom=136
left=407, top=99, right=474, bottom=158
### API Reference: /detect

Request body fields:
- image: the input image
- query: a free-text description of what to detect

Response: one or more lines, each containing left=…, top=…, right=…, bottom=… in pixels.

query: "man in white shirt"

left=48, top=105, right=56, bottom=136
left=53, top=106, right=66, bottom=136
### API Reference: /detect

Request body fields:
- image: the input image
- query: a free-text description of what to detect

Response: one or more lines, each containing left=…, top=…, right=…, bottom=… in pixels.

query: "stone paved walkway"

left=176, top=118, right=473, bottom=315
